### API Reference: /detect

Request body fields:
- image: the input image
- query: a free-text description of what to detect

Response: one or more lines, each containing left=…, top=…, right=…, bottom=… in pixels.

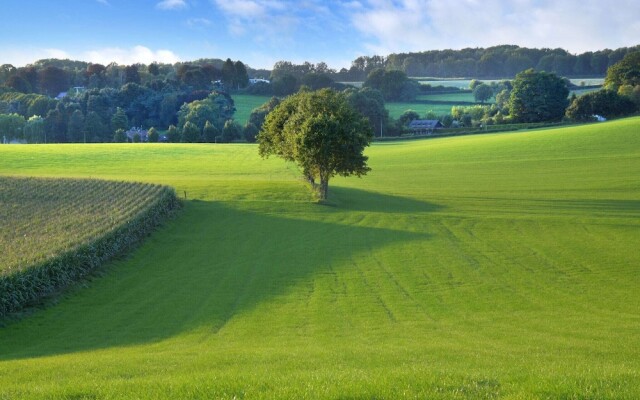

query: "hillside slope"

left=0, top=118, right=638, bottom=399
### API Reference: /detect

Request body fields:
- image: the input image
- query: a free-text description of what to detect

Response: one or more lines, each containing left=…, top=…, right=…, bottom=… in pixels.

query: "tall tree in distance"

left=233, top=60, right=249, bottom=89
left=508, top=69, right=569, bottom=122
left=258, top=89, right=373, bottom=201
left=221, top=58, right=236, bottom=89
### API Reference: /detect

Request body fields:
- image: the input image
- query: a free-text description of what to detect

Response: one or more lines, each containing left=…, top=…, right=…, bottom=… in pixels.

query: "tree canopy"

left=508, top=69, right=569, bottom=123
left=604, top=51, right=640, bottom=90
left=363, top=69, right=418, bottom=101
left=258, top=89, right=373, bottom=200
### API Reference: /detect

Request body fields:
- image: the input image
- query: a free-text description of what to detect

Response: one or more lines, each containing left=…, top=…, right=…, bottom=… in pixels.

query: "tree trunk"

left=319, top=177, right=329, bottom=201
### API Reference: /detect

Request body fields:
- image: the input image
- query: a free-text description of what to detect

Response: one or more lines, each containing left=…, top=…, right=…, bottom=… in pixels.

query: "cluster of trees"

left=395, top=52, right=639, bottom=130
left=0, top=57, right=260, bottom=143
left=347, top=45, right=640, bottom=80
left=0, top=58, right=262, bottom=95
left=246, top=45, right=639, bottom=88
left=566, top=51, right=640, bottom=121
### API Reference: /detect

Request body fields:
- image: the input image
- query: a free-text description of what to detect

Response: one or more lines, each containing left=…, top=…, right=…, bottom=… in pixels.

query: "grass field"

left=0, top=117, right=639, bottom=398
left=386, top=101, right=456, bottom=118
left=232, top=94, right=271, bottom=125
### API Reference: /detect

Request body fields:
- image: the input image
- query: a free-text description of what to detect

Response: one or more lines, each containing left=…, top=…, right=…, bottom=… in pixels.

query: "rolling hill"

left=0, top=117, right=638, bottom=399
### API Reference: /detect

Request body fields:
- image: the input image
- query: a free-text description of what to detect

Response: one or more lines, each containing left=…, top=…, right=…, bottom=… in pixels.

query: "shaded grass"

left=0, top=117, right=639, bottom=398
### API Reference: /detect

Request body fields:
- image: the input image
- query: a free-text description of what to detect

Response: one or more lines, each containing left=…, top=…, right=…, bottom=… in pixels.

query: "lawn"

left=386, top=101, right=456, bottom=118
left=232, top=94, right=271, bottom=125
left=0, top=117, right=638, bottom=398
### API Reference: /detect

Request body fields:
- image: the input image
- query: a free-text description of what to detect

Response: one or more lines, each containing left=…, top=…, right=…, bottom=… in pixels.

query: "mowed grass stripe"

left=0, top=117, right=638, bottom=398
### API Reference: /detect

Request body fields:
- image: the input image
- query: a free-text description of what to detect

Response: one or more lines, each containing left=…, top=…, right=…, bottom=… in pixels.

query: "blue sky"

left=1, top=0, right=639, bottom=70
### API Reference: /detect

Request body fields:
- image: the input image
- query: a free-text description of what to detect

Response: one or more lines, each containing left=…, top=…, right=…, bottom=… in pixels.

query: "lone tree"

left=258, top=88, right=374, bottom=201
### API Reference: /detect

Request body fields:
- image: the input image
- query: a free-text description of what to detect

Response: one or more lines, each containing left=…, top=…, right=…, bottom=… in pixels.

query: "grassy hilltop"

left=0, top=117, right=639, bottom=398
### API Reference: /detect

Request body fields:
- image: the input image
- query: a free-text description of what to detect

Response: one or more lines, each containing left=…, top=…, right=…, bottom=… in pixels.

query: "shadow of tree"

left=0, top=189, right=440, bottom=360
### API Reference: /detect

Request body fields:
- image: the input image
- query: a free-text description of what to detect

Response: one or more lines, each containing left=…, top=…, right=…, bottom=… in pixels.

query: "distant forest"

left=1, top=44, right=638, bottom=143
left=353, top=45, right=640, bottom=79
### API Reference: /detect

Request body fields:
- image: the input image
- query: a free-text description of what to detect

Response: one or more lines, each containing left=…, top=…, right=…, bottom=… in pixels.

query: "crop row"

left=0, top=176, right=180, bottom=317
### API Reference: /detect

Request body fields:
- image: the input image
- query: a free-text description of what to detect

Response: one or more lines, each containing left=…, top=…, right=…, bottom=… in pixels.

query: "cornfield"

left=0, top=176, right=180, bottom=317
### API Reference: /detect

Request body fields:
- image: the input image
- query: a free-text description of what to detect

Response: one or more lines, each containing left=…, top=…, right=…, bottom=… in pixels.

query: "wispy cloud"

left=186, top=18, right=212, bottom=29
left=349, top=0, right=640, bottom=55
left=156, top=0, right=188, bottom=10
left=83, top=45, right=181, bottom=65
left=96, top=0, right=110, bottom=5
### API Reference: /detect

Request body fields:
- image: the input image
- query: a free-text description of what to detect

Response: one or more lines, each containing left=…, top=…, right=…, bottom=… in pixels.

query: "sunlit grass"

left=0, top=117, right=638, bottom=398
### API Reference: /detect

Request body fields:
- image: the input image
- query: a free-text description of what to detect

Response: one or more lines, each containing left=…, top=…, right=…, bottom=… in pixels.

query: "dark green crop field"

left=0, top=177, right=171, bottom=275
left=0, top=117, right=638, bottom=399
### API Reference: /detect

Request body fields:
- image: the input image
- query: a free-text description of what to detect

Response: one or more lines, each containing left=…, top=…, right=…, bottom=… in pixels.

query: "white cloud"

left=83, top=45, right=181, bottom=65
left=43, top=48, right=72, bottom=60
left=1, top=46, right=181, bottom=67
left=156, top=0, right=188, bottom=10
left=349, top=0, right=640, bottom=55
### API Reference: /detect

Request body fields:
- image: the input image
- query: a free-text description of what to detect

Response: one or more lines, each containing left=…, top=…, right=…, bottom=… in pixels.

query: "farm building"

left=125, top=127, right=148, bottom=142
left=408, top=119, right=444, bottom=135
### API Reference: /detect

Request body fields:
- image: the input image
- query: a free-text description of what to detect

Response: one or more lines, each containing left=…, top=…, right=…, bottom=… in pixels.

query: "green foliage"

left=344, top=87, right=389, bottom=137
left=166, top=124, right=180, bottom=143
left=618, top=84, right=640, bottom=108
left=147, top=127, right=159, bottom=142
left=233, top=60, right=249, bottom=89
left=473, top=83, right=494, bottom=103
left=300, top=72, right=335, bottom=90
left=202, top=120, right=218, bottom=143
left=258, top=88, right=373, bottom=200
left=397, top=109, right=420, bottom=126
left=110, top=107, right=129, bottom=133
left=83, top=111, right=108, bottom=142
left=177, top=92, right=235, bottom=132
left=243, top=122, right=259, bottom=143
left=272, top=74, right=299, bottom=96
left=181, top=121, right=201, bottom=143
left=605, top=51, right=640, bottom=90
left=565, top=89, right=637, bottom=121
left=0, top=113, right=25, bottom=140
left=113, top=128, right=126, bottom=143
left=0, top=177, right=179, bottom=317
left=23, top=115, right=45, bottom=143
left=247, top=96, right=281, bottom=130
left=38, top=66, right=70, bottom=97
left=221, top=120, right=242, bottom=142
left=508, top=69, right=569, bottom=122
left=67, top=109, right=84, bottom=142
left=363, top=68, right=418, bottom=101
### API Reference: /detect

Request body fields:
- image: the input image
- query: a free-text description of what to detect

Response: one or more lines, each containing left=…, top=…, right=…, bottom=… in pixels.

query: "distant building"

left=125, top=127, right=148, bottom=142
left=249, top=78, right=270, bottom=84
left=408, top=119, right=444, bottom=135
left=593, top=114, right=607, bottom=122
left=55, top=86, right=86, bottom=100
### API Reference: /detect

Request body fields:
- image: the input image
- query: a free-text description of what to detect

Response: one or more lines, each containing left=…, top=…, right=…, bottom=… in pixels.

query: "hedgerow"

left=0, top=177, right=180, bottom=317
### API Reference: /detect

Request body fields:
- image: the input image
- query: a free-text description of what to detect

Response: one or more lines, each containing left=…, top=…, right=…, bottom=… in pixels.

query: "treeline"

left=0, top=57, right=259, bottom=143
left=344, top=45, right=640, bottom=79
left=0, top=58, right=264, bottom=95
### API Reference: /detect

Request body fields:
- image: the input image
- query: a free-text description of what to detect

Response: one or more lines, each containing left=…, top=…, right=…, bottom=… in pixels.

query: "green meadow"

left=232, top=94, right=271, bottom=125
left=0, top=117, right=639, bottom=398
left=386, top=101, right=456, bottom=119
